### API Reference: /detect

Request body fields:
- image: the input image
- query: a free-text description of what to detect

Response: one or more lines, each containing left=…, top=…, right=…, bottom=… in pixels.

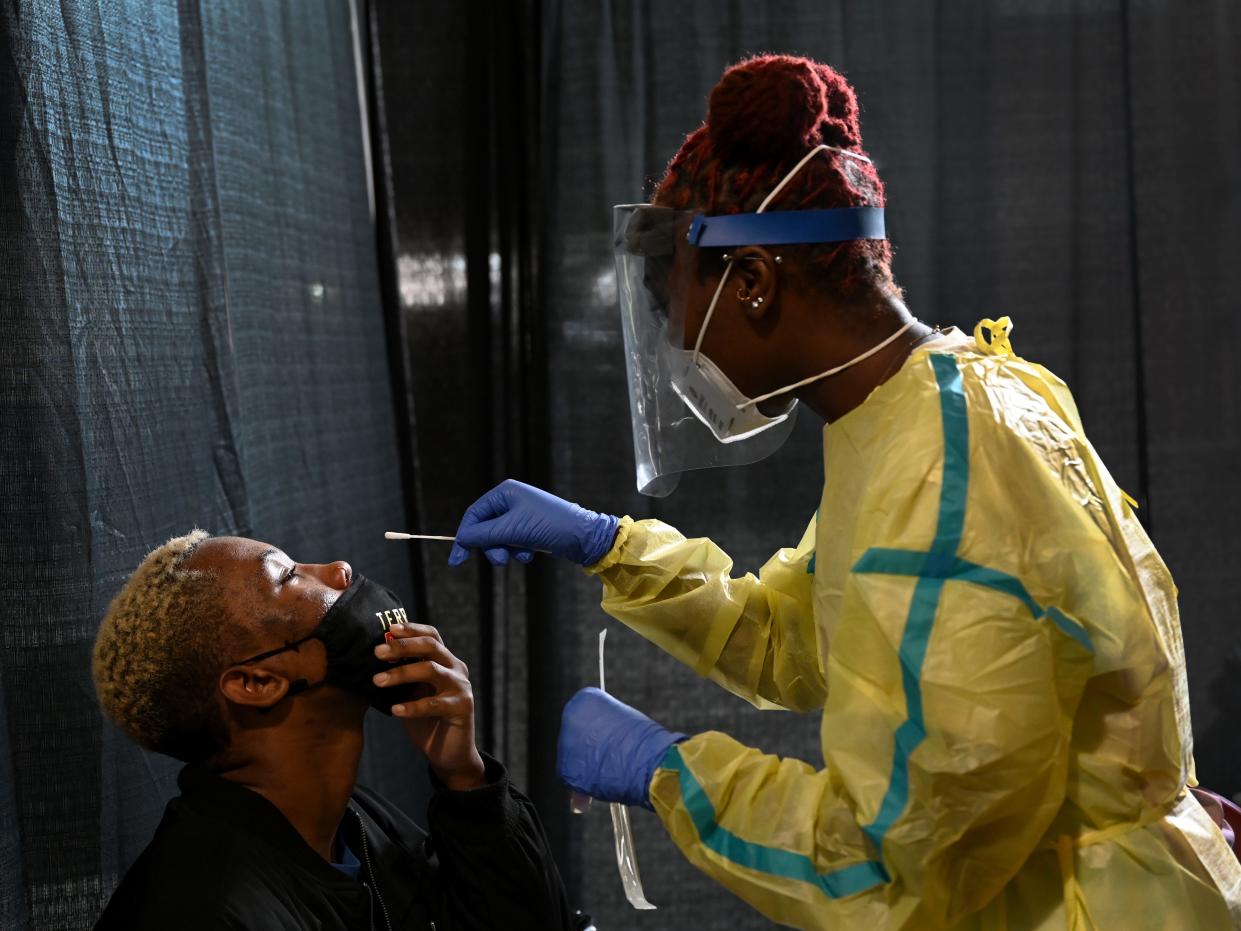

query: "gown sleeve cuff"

left=584, top=515, right=634, bottom=575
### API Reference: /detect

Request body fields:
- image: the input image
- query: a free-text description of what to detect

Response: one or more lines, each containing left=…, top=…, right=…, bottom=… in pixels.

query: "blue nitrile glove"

left=556, top=687, right=686, bottom=811
left=448, top=479, right=620, bottom=568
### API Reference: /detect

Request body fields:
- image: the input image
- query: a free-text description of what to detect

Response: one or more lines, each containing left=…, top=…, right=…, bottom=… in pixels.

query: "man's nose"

left=309, top=560, right=352, bottom=590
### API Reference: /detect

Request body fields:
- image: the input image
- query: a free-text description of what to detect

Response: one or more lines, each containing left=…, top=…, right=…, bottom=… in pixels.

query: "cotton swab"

left=384, top=531, right=457, bottom=542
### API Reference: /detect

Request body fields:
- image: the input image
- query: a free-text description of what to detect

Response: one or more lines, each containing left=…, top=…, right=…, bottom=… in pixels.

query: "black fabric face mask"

left=231, top=575, right=420, bottom=715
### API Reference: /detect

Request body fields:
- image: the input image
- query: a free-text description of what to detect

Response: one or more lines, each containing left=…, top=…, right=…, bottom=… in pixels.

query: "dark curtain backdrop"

left=365, top=0, right=545, bottom=791
left=379, top=1, right=1241, bottom=928
left=0, top=1, right=423, bottom=928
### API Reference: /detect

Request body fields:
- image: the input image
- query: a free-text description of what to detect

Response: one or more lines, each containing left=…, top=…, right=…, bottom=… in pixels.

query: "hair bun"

left=813, top=62, right=862, bottom=149
left=706, top=55, right=862, bottom=165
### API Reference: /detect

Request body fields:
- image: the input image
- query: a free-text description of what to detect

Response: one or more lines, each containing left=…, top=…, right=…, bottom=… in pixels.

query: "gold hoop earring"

left=736, top=286, right=751, bottom=302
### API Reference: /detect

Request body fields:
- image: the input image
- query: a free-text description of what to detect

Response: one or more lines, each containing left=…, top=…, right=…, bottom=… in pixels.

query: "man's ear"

left=219, top=665, right=292, bottom=710
left=731, top=245, right=779, bottom=321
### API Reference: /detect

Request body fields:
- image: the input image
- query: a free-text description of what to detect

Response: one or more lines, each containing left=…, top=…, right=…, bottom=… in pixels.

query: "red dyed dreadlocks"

left=654, top=55, right=896, bottom=304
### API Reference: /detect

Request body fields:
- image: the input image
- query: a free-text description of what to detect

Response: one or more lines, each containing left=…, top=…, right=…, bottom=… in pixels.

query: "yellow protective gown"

left=587, top=324, right=1241, bottom=930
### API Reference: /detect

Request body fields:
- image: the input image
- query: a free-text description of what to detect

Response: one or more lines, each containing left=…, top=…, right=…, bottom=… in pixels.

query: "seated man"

left=92, top=530, right=577, bottom=931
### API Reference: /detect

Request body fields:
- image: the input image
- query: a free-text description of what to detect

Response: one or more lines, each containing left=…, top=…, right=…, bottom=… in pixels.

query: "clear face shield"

left=614, top=145, right=889, bottom=496
left=613, top=203, right=798, bottom=497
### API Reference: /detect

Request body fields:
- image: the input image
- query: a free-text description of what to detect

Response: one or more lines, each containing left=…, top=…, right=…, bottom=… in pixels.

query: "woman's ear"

left=219, top=665, right=292, bottom=710
left=731, top=246, right=779, bottom=320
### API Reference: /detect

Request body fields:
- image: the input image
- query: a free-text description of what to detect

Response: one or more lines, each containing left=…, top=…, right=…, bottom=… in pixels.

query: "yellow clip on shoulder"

left=974, top=316, right=1015, bottom=356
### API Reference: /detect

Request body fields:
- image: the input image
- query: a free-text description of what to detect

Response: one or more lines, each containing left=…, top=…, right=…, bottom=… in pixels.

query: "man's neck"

left=215, top=723, right=365, bottom=862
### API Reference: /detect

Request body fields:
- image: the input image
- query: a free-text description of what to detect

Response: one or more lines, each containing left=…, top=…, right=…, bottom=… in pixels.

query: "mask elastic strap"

left=690, top=144, right=872, bottom=364
left=251, top=675, right=326, bottom=715
left=691, top=259, right=736, bottom=359
left=755, top=144, right=871, bottom=213
left=738, top=318, right=917, bottom=409
left=232, top=634, right=327, bottom=714
left=283, top=677, right=323, bottom=698
left=231, top=631, right=320, bottom=667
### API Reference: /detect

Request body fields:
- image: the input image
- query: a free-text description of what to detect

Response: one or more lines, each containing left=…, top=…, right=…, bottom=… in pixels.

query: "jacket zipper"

left=355, top=813, right=393, bottom=931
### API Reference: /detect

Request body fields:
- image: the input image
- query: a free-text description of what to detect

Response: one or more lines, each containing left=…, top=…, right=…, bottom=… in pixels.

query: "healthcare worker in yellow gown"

left=448, top=55, right=1241, bottom=929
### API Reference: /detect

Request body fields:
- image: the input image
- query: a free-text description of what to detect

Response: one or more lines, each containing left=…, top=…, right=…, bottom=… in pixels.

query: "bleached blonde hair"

left=93, top=530, right=234, bottom=762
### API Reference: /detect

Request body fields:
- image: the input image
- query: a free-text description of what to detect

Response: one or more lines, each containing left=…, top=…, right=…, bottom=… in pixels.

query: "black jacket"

left=95, top=754, right=576, bottom=930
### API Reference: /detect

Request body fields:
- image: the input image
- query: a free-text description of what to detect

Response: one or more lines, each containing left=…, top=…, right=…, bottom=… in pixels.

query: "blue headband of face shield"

left=686, top=206, right=885, bottom=248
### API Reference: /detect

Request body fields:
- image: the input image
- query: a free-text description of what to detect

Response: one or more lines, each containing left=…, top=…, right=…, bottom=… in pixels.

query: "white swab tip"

left=384, top=531, right=412, bottom=540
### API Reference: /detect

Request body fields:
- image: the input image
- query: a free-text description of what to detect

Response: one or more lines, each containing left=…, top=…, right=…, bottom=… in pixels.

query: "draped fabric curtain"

left=0, top=2, right=421, bottom=927
left=365, top=0, right=546, bottom=790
